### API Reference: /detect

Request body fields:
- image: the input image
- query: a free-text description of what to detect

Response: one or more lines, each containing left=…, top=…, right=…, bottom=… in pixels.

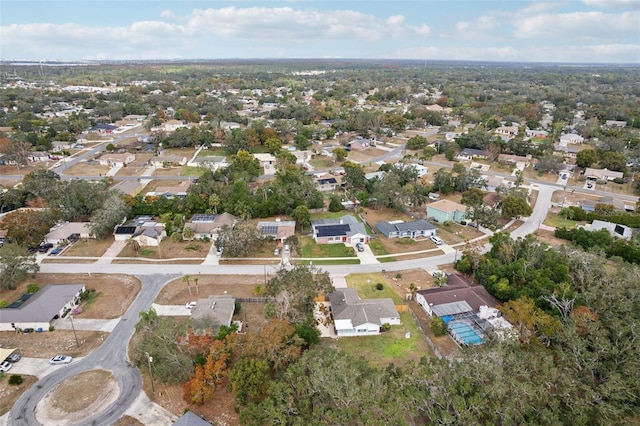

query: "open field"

left=62, top=162, right=110, bottom=176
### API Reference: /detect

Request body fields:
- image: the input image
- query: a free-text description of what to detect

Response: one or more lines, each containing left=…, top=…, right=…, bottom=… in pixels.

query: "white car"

left=185, top=301, right=197, bottom=309
left=430, top=235, right=444, bottom=245
left=0, top=361, right=12, bottom=373
left=49, top=355, right=73, bottom=365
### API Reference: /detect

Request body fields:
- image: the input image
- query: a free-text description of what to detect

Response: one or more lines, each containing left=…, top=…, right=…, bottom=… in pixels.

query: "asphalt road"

left=8, top=274, right=175, bottom=426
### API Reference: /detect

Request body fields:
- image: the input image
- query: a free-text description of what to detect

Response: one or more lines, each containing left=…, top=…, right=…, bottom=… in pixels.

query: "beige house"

left=150, top=155, right=187, bottom=168
left=98, top=152, right=135, bottom=167
left=183, top=213, right=237, bottom=240
left=583, top=167, right=624, bottom=182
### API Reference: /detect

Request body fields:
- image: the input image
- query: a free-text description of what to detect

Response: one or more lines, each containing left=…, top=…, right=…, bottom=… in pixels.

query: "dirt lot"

left=63, top=161, right=110, bottom=176
left=116, top=239, right=212, bottom=260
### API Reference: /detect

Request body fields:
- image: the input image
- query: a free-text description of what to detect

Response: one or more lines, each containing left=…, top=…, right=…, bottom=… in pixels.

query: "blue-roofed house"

left=376, top=220, right=437, bottom=239
left=311, top=215, right=369, bottom=245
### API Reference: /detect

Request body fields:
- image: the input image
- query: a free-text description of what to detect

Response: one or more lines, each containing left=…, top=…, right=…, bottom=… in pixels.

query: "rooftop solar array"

left=261, top=225, right=279, bottom=235
left=315, top=224, right=350, bottom=238
left=192, top=214, right=216, bottom=222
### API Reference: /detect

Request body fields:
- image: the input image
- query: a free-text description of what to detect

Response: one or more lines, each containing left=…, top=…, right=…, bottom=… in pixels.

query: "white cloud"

left=184, top=7, right=431, bottom=41
left=582, top=0, right=640, bottom=9
left=453, top=15, right=501, bottom=39
left=514, top=10, right=640, bottom=39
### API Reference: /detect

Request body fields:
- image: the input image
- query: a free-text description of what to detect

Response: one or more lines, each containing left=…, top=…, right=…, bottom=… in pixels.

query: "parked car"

left=0, top=361, right=12, bottom=373
left=49, top=355, right=73, bottom=365
left=50, top=247, right=63, bottom=255
left=185, top=301, right=197, bottom=310
left=283, top=245, right=290, bottom=254
left=5, top=353, right=21, bottom=363
left=430, top=235, right=444, bottom=245
left=39, top=243, right=54, bottom=253
left=355, top=243, right=365, bottom=252
left=273, top=248, right=280, bottom=256
left=215, top=246, right=223, bottom=255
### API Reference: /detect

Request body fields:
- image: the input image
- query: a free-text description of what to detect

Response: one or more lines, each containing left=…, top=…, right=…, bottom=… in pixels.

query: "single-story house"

left=183, top=213, right=237, bottom=240
left=187, top=155, right=228, bottom=171
left=90, top=123, right=117, bottom=134
left=98, top=153, right=135, bottom=167
left=52, top=141, right=73, bottom=152
left=498, top=154, right=530, bottom=166
left=146, top=181, right=192, bottom=199
left=328, top=288, right=400, bottom=336
left=316, top=176, right=339, bottom=192
left=113, top=216, right=166, bottom=246
left=583, top=167, right=624, bottom=182
left=426, top=199, right=468, bottom=223
left=495, top=126, right=518, bottom=139
left=159, top=119, right=187, bottom=133
left=253, top=153, right=276, bottom=170
left=376, top=220, right=436, bottom=239
left=189, top=296, right=236, bottom=326
left=416, top=274, right=499, bottom=317
left=456, top=148, right=488, bottom=161
left=28, top=152, right=50, bottom=162
left=553, top=144, right=580, bottom=158
left=587, top=220, right=633, bottom=240
left=150, top=155, right=187, bottom=168
left=311, top=215, right=369, bottom=245
left=559, top=133, right=584, bottom=146
left=0, top=284, right=85, bottom=332
left=347, top=138, right=373, bottom=151
left=364, top=171, right=387, bottom=181
left=525, top=129, right=548, bottom=139
left=44, top=222, right=93, bottom=245
left=257, top=220, right=296, bottom=243
left=604, top=120, right=627, bottom=128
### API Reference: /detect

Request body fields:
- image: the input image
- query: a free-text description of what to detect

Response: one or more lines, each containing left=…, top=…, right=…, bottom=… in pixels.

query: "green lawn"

left=346, top=273, right=404, bottom=304
left=368, top=238, right=388, bottom=255
left=544, top=214, right=582, bottom=229
left=330, top=311, right=434, bottom=367
left=299, top=236, right=356, bottom=258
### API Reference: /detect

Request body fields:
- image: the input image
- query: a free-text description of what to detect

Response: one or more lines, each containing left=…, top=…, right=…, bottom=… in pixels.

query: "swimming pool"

left=448, top=321, right=484, bottom=345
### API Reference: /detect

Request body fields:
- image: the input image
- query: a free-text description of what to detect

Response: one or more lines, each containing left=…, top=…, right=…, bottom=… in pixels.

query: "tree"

left=21, top=169, right=62, bottom=203
left=227, top=150, right=262, bottom=181
left=264, top=137, right=282, bottom=155
left=576, top=149, right=598, bottom=168
left=432, top=168, right=454, bottom=194
left=90, top=192, right=132, bottom=239
left=333, top=147, right=348, bottom=162
left=0, top=244, right=40, bottom=290
left=215, top=221, right=263, bottom=258
left=406, top=135, right=428, bottom=150
left=182, top=225, right=195, bottom=240
left=291, top=205, right=311, bottom=232
left=598, top=150, right=627, bottom=172
left=183, top=275, right=192, bottom=296
left=500, top=195, right=532, bottom=219
left=228, top=358, right=270, bottom=406
left=265, top=265, right=334, bottom=325
left=182, top=339, right=228, bottom=405
left=0, top=209, right=56, bottom=247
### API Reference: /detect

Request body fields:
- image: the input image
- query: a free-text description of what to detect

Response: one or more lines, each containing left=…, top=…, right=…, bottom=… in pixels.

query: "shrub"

left=8, top=375, right=23, bottom=385
left=380, top=323, right=391, bottom=332
left=0, top=300, right=8, bottom=309
left=49, top=325, right=55, bottom=332
left=375, top=283, right=384, bottom=291
left=26, top=284, right=40, bottom=294
left=431, top=317, right=447, bottom=336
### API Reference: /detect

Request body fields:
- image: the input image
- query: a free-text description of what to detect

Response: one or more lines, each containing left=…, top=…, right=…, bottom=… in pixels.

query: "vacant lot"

left=61, top=237, right=115, bottom=257
left=0, top=374, right=39, bottom=416
left=63, top=161, right=110, bottom=176
left=116, top=239, right=211, bottom=260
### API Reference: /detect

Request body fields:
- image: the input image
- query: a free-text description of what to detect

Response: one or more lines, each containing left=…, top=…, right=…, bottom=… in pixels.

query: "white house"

left=583, top=167, right=624, bottom=182
left=0, top=284, right=85, bottom=332
left=98, top=152, right=135, bottom=167
left=328, top=288, right=400, bottom=336
left=44, top=222, right=93, bottom=245
left=559, top=133, right=584, bottom=146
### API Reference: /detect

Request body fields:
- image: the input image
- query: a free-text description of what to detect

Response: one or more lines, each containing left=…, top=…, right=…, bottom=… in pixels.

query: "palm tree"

left=182, top=275, right=192, bottom=296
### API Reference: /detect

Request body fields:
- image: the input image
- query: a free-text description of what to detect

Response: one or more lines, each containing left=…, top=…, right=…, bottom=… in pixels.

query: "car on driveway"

left=185, top=301, right=197, bottom=310
left=0, top=361, right=12, bottom=372
left=273, top=248, right=280, bottom=256
left=430, top=235, right=444, bottom=245
left=50, top=247, right=63, bottom=255
left=355, top=243, right=365, bottom=252
left=49, top=355, right=73, bottom=365
left=5, top=353, right=21, bottom=363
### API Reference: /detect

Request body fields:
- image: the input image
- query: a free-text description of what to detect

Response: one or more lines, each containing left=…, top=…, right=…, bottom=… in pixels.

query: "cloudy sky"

left=1, top=1, right=639, bottom=63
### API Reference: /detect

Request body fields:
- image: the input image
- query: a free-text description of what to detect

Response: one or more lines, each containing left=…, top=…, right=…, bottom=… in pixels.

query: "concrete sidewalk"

left=124, top=391, right=178, bottom=425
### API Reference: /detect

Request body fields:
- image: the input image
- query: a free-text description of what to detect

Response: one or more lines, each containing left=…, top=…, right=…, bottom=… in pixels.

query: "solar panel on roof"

left=316, top=224, right=350, bottom=238
left=192, top=214, right=216, bottom=222
left=261, top=225, right=278, bottom=235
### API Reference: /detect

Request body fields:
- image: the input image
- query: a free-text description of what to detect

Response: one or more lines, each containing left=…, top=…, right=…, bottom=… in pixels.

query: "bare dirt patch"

left=113, top=415, right=146, bottom=426
left=156, top=275, right=264, bottom=305
left=36, top=369, right=118, bottom=425
left=0, top=330, right=108, bottom=358
left=0, top=374, right=38, bottom=415
left=117, top=239, right=211, bottom=260
left=62, top=237, right=115, bottom=257
left=63, top=162, right=110, bottom=176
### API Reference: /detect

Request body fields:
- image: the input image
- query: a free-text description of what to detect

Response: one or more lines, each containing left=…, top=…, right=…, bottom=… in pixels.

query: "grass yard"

left=299, top=236, right=357, bottom=258
left=326, top=311, right=434, bottom=368
left=117, top=239, right=211, bottom=259
left=63, top=162, right=110, bottom=176
left=346, top=272, right=404, bottom=304
left=63, top=237, right=115, bottom=257
left=544, top=214, right=581, bottom=229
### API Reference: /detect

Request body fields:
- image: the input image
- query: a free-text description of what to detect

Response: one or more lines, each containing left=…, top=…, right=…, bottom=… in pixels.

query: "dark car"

left=356, top=243, right=365, bottom=252
left=27, top=246, right=37, bottom=254
left=39, top=243, right=54, bottom=253
left=50, top=247, right=63, bottom=255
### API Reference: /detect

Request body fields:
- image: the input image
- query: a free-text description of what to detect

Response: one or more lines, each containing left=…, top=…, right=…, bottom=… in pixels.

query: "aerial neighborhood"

left=0, top=59, right=638, bottom=425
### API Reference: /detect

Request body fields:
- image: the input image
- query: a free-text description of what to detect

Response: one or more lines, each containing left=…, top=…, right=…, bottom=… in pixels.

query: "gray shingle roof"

left=0, top=284, right=85, bottom=324
left=376, top=219, right=435, bottom=235
left=328, top=288, right=399, bottom=327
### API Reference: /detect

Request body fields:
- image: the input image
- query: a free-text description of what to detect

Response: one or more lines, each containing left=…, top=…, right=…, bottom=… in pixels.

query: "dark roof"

left=317, top=177, right=338, bottom=185
left=417, top=274, right=499, bottom=312
left=315, top=223, right=350, bottom=238
left=460, top=148, right=487, bottom=156
left=261, top=224, right=278, bottom=235
left=328, top=288, right=399, bottom=326
left=191, top=214, right=216, bottom=222
left=114, top=226, right=136, bottom=235
left=93, top=123, right=117, bottom=130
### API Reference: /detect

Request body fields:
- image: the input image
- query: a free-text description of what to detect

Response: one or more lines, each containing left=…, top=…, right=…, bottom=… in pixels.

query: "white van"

left=430, top=235, right=444, bottom=245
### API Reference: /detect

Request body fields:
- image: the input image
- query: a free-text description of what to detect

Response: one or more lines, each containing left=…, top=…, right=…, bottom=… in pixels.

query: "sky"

left=1, top=1, right=639, bottom=63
